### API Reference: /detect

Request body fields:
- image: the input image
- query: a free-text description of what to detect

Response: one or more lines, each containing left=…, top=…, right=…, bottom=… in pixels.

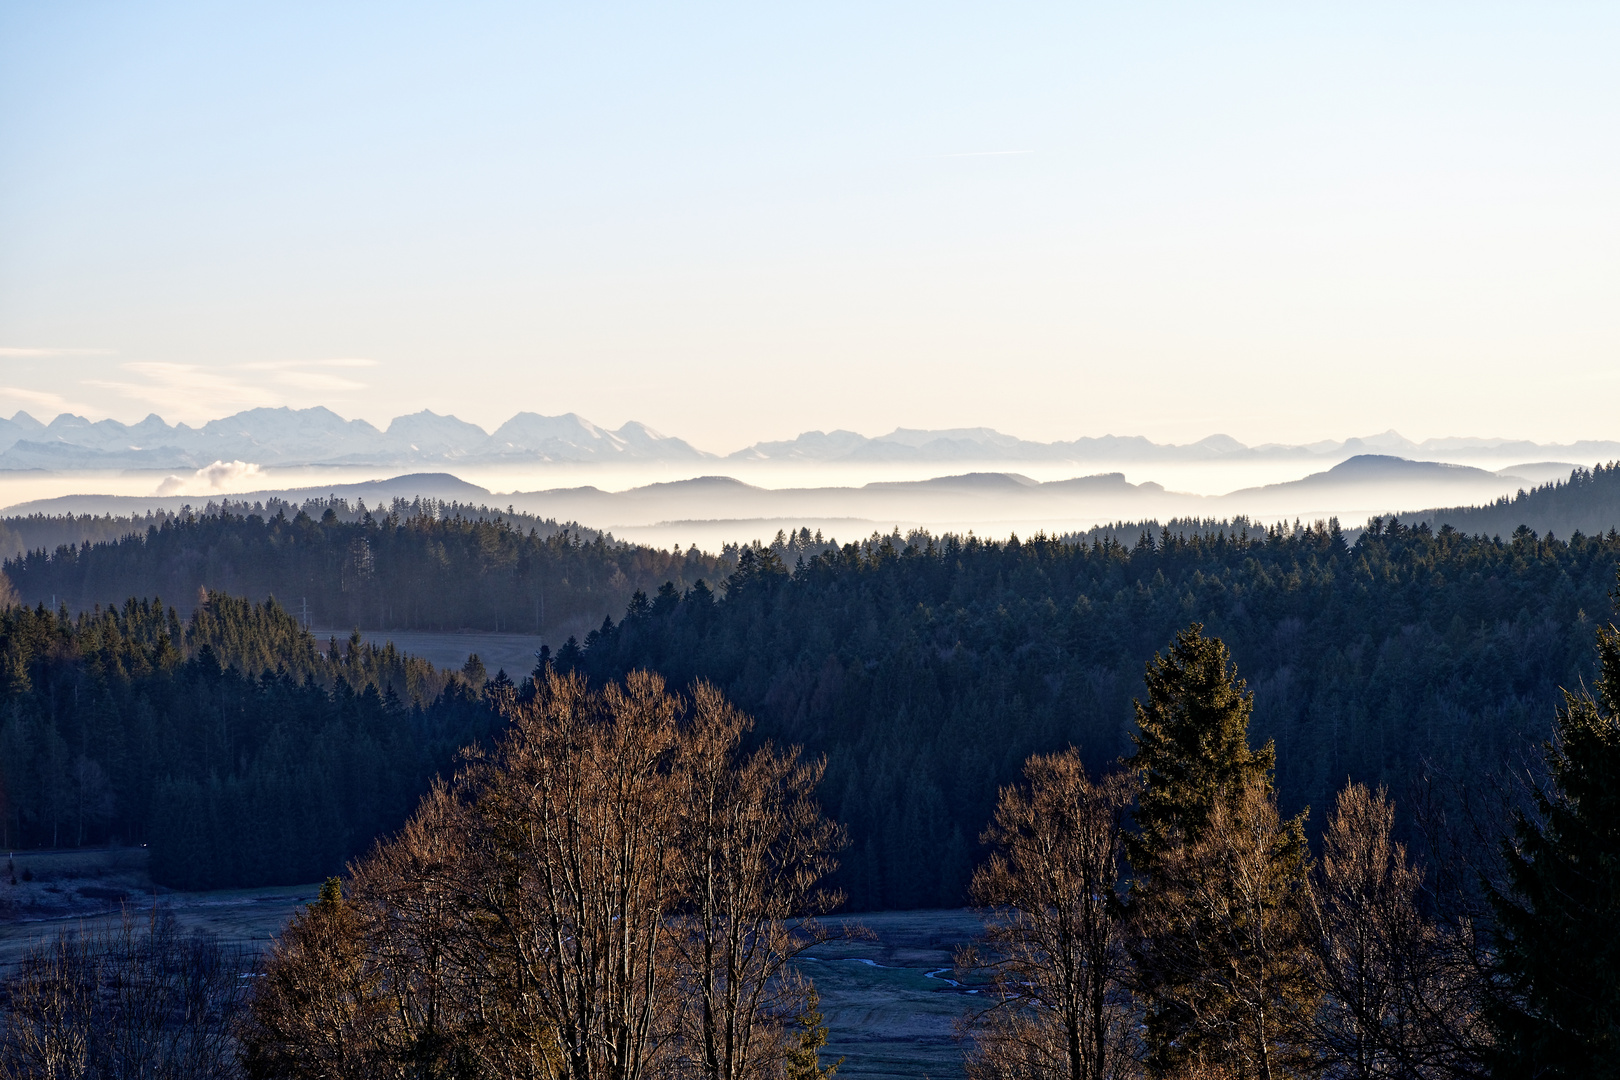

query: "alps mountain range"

left=0, top=406, right=1615, bottom=470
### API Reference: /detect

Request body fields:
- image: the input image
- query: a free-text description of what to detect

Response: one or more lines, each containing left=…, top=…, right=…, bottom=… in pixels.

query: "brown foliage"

left=0, top=911, right=249, bottom=1080
left=470, top=670, right=682, bottom=1078
left=668, top=683, right=847, bottom=1080
left=960, top=749, right=1139, bottom=1080
left=1306, top=783, right=1488, bottom=1079
left=1127, top=778, right=1317, bottom=1080
left=239, top=879, right=389, bottom=1080
left=239, top=670, right=846, bottom=1080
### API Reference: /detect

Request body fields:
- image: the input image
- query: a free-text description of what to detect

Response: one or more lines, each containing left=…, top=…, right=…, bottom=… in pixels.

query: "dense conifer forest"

left=7, top=515, right=1620, bottom=1075
left=1401, top=460, right=1620, bottom=539
left=0, top=595, right=497, bottom=887
left=6, top=506, right=1620, bottom=912
left=0, top=498, right=603, bottom=574
left=2, top=498, right=727, bottom=635
left=568, top=519, right=1616, bottom=910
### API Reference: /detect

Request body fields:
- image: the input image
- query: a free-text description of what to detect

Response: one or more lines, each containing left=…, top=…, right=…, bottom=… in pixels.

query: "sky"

left=1, top=1, right=1616, bottom=454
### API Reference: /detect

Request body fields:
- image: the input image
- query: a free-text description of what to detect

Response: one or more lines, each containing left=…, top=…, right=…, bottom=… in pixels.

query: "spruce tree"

left=1489, top=621, right=1620, bottom=1079
left=1124, top=624, right=1314, bottom=1076
left=1126, top=623, right=1274, bottom=861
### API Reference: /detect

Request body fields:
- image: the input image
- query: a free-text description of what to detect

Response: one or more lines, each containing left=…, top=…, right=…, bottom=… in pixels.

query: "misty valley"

left=9, top=4, right=1617, bottom=1073
left=0, top=462, right=1618, bottom=1076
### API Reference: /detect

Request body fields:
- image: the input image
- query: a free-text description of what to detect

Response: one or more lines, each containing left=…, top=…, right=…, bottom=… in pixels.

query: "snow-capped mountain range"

left=0, top=406, right=1615, bottom=470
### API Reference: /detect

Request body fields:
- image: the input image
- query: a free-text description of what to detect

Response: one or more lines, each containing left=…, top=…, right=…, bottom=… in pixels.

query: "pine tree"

left=1488, top=620, right=1620, bottom=1079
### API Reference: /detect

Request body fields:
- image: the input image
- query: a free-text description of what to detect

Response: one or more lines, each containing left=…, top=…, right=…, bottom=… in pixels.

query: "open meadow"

left=1, top=848, right=983, bottom=1078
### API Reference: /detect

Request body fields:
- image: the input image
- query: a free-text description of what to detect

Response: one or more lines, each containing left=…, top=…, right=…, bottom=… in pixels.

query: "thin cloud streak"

left=273, top=371, right=368, bottom=392
left=0, top=347, right=115, bottom=357
left=84, top=362, right=284, bottom=418
left=0, top=385, right=106, bottom=416
left=240, top=357, right=380, bottom=371
left=77, top=360, right=375, bottom=423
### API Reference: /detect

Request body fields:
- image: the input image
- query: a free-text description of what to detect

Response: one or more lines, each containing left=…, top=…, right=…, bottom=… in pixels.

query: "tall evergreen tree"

left=1126, top=623, right=1274, bottom=862
left=1123, top=624, right=1314, bottom=1077
left=1489, top=619, right=1620, bottom=1079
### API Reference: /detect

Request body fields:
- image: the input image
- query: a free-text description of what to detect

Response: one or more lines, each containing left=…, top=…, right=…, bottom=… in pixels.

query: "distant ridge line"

left=1, top=405, right=1617, bottom=470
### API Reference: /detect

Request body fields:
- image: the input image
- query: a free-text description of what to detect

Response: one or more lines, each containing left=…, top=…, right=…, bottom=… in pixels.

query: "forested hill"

left=0, top=496, right=609, bottom=568
left=2, top=501, right=729, bottom=637
left=0, top=594, right=498, bottom=888
left=1401, top=460, right=1620, bottom=539
left=565, top=519, right=1613, bottom=911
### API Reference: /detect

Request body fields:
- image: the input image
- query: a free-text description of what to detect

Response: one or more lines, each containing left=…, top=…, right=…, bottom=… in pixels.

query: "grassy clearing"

left=800, top=909, right=985, bottom=1080
left=0, top=848, right=319, bottom=971
left=1, top=850, right=983, bottom=1077
left=314, top=627, right=551, bottom=678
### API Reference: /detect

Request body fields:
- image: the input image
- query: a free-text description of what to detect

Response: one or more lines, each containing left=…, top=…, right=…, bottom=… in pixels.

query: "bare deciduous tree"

left=239, top=879, right=390, bottom=1080
left=1, top=931, right=98, bottom=1080
left=464, top=669, right=682, bottom=1080
left=1128, top=778, right=1317, bottom=1080
left=669, top=682, right=846, bottom=1080
left=346, top=780, right=493, bottom=1078
left=1, top=911, right=248, bottom=1080
left=1305, top=782, right=1489, bottom=1079
left=960, top=749, right=1140, bottom=1080
left=1308, top=786, right=1483, bottom=1080
left=239, top=670, right=847, bottom=1080
left=1308, top=783, right=1427, bottom=1078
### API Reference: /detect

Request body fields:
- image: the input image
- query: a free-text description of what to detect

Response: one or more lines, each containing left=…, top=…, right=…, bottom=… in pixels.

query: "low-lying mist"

left=0, top=454, right=1592, bottom=555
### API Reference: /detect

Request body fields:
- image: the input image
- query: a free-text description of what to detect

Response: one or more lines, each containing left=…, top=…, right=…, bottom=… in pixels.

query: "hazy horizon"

left=0, top=400, right=1606, bottom=458
left=5, top=3, right=1618, bottom=451
left=0, top=449, right=1592, bottom=557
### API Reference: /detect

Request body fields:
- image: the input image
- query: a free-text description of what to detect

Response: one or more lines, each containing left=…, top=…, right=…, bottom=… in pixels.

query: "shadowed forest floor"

left=0, top=850, right=983, bottom=1078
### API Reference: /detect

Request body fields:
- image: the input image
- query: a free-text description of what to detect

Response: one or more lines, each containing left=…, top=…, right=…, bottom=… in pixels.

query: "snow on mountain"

left=1, top=407, right=1617, bottom=472
left=195, top=406, right=383, bottom=460
left=611, top=421, right=710, bottom=460
left=489, top=412, right=628, bottom=457
left=484, top=413, right=713, bottom=461
left=384, top=410, right=491, bottom=455
left=0, top=412, right=47, bottom=453
left=726, top=430, right=869, bottom=461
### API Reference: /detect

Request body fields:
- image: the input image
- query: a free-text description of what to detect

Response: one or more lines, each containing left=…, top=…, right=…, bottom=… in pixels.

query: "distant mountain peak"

left=1194, top=433, right=1245, bottom=453
left=1326, top=454, right=1495, bottom=478
left=2, top=406, right=1619, bottom=473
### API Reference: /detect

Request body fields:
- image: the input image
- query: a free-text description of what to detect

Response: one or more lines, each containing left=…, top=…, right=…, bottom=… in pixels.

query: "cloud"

left=84, top=362, right=278, bottom=417
left=272, top=371, right=369, bottom=392
left=241, top=357, right=380, bottom=370
left=0, top=385, right=103, bottom=416
left=0, top=346, right=114, bottom=357
left=82, top=357, right=376, bottom=422
left=86, top=358, right=377, bottom=417
left=154, top=459, right=262, bottom=497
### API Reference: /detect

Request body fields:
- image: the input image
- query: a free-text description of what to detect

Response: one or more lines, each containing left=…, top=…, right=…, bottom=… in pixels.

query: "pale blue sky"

left=1, top=2, right=1615, bottom=451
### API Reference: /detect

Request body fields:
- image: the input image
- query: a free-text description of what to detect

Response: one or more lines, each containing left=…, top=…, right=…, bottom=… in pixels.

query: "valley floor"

left=0, top=848, right=983, bottom=1079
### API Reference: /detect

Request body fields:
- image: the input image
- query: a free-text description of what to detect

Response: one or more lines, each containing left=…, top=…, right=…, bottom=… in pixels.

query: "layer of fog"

left=0, top=453, right=1586, bottom=555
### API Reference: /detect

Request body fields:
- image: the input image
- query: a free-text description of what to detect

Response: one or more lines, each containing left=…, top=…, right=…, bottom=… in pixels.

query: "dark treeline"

left=0, top=594, right=499, bottom=888
left=1057, top=515, right=1278, bottom=548
left=1402, top=460, right=1620, bottom=539
left=0, top=512, right=154, bottom=565
left=7, top=631, right=1617, bottom=1078
left=562, top=518, right=1614, bottom=911
left=3, top=498, right=729, bottom=634
left=0, top=496, right=607, bottom=567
